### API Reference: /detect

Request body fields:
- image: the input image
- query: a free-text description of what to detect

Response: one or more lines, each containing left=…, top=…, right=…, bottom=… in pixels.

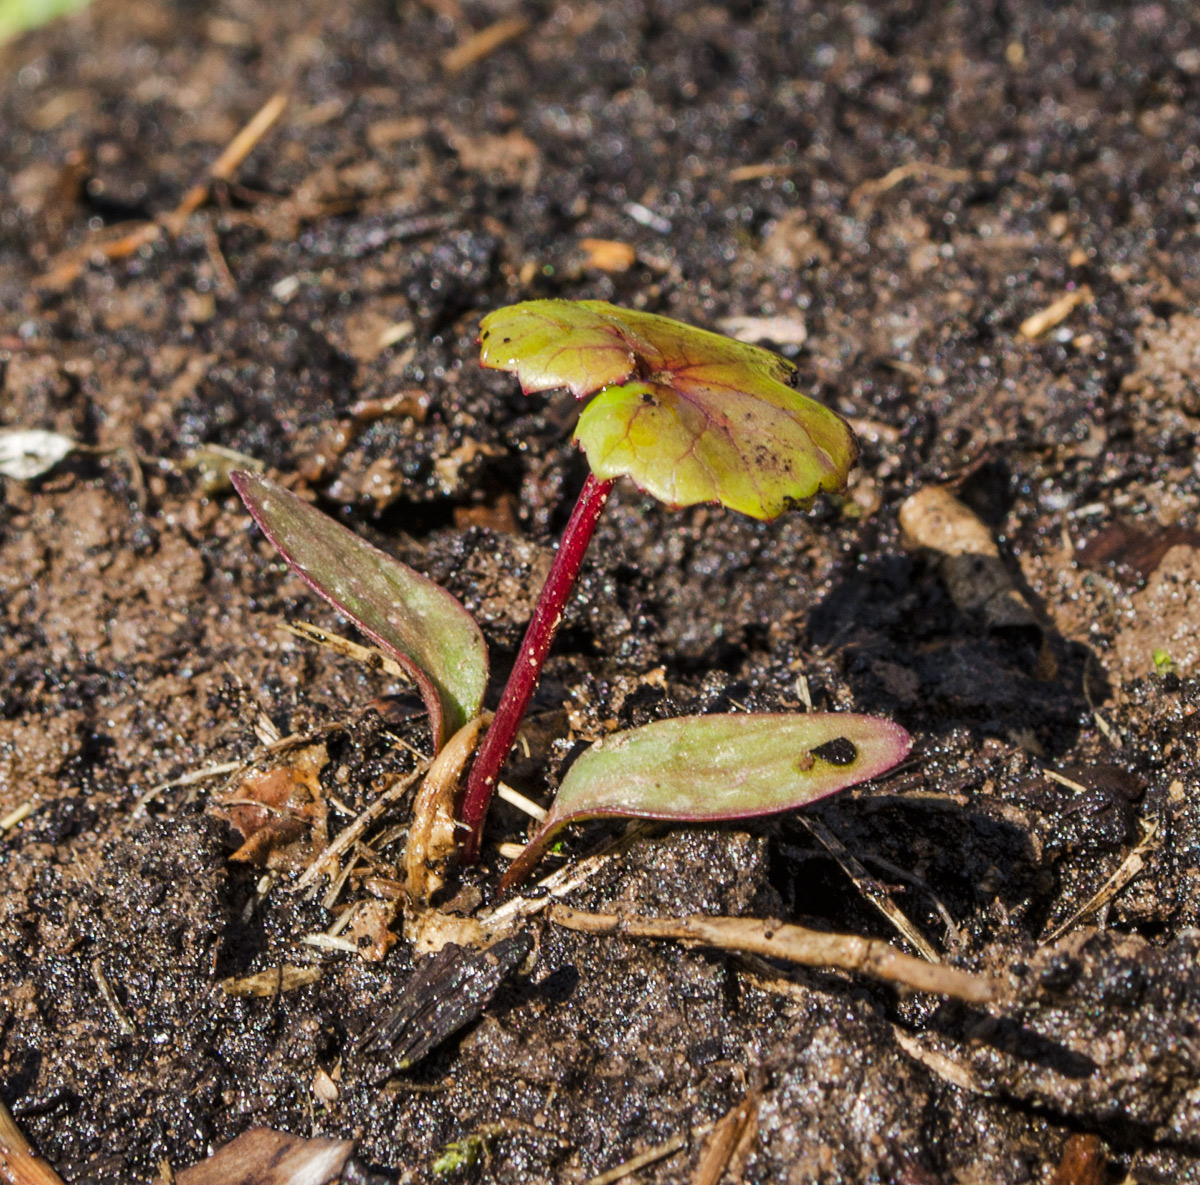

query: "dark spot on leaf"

left=810, top=737, right=857, bottom=766
left=482, top=330, right=490, bottom=339
left=641, top=392, right=657, bottom=405
left=503, top=336, right=511, bottom=343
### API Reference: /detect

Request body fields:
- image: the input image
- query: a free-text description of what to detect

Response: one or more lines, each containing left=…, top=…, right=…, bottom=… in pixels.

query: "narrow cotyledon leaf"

left=501, top=712, right=912, bottom=888
left=232, top=472, right=487, bottom=751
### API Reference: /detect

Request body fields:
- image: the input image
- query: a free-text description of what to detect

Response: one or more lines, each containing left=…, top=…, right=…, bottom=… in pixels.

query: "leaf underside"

left=502, top=712, right=911, bottom=888
left=479, top=299, right=858, bottom=520
left=232, top=472, right=488, bottom=750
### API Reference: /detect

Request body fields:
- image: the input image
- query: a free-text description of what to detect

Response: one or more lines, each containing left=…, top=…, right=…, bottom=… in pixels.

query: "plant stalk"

left=458, top=472, right=615, bottom=861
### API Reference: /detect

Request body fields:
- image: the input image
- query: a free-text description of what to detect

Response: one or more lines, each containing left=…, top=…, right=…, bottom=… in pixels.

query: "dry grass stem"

left=1043, top=819, right=1160, bottom=942
left=294, top=763, right=428, bottom=894
left=442, top=17, right=529, bottom=74
left=582, top=1135, right=687, bottom=1185
left=797, top=815, right=942, bottom=963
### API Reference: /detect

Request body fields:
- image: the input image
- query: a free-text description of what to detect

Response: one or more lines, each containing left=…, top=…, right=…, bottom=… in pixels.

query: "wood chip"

left=579, top=238, right=637, bottom=272
left=1018, top=286, right=1092, bottom=340
left=442, top=16, right=528, bottom=74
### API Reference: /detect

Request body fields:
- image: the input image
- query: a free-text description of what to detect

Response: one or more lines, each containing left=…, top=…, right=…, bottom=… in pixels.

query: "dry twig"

left=550, top=906, right=996, bottom=1004
left=0, top=1096, right=68, bottom=1185
left=691, top=1092, right=759, bottom=1185
left=38, top=92, right=287, bottom=291
left=582, top=1135, right=687, bottom=1185
left=1043, top=819, right=1160, bottom=943
left=294, top=764, right=429, bottom=894
left=1018, top=286, right=1092, bottom=340
left=850, top=161, right=971, bottom=206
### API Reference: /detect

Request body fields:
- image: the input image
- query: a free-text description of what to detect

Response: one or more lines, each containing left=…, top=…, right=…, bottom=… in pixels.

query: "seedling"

left=231, top=300, right=902, bottom=890
left=461, top=299, right=858, bottom=859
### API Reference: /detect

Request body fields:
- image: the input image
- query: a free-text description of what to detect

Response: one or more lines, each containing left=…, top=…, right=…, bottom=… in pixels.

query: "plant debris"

left=356, top=932, right=534, bottom=1076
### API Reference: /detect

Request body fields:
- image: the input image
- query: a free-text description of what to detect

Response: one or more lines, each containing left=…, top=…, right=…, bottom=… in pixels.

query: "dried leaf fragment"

left=212, top=743, right=329, bottom=870
left=173, top=1128, right=354, bottom=1185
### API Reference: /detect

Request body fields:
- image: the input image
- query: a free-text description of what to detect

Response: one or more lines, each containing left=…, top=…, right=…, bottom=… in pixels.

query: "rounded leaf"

left=479, top=300, right=857, bottom=520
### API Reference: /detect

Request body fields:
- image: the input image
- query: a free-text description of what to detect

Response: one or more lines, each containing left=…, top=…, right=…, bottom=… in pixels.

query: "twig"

left=134, top=761, right=243, bottom=815
left=0, top=802, right=33, bottom=832
left=38, top=92, right=287, bottom=291
left=860, top=851, right=963, bottom=951
left=891, top=1027, right=990, bottom=1096
left=1091, top=709, right=1123, bottom=748
left=797, top=815, right=942, bottom=963
left=0, top=1096, right=68, bottom=1185
left=1018, top=287, right=1092, bottom=341
left=90, top=958, right=136, bottom=1036
left=161, top=92, right=289, bottom=234
left=850, top=161, right=971, bottom=206
left=1043, top=770, right=1089, bottom=794
left=582, top=1135, right=687, bottom=1185
left=550, top=907, right=996, bottom=1004
left=478, top=823, right=656, bottom=934
left=496, top=782, right=547, bottom=821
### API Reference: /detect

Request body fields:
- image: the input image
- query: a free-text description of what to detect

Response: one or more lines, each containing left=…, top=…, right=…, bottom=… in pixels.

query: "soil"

left=4, top=1, right=1200, bottom=1181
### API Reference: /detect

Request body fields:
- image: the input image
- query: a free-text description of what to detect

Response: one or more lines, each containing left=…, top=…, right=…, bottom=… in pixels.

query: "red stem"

left=457, top=472, right=614, bottom=862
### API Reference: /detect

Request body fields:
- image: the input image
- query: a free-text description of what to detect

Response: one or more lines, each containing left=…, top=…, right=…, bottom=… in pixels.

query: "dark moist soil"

left=4, top=2, right=1200, bottom=1182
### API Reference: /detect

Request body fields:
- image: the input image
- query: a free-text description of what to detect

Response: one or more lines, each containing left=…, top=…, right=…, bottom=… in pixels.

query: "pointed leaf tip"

left=232, top=472, right=487, bottom=750
left=479, top=299, right=858, bottom=520
left=502, top=712, right=910, bottom=888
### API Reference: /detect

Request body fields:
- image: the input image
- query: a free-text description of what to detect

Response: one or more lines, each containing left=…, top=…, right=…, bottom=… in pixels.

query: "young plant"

left=460, top=299, right=858, bottom=859
left=230, top=300, right=901, bottom=891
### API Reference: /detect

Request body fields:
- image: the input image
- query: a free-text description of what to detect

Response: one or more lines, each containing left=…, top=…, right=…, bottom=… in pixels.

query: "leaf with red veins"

left=479, top=300, right=857, bottom=520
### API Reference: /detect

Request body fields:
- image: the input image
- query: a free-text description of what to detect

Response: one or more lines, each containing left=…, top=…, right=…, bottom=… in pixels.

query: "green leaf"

left=479, top=300, right=857, bottom=520
left=502, top=712, right=911, bottom=887
left=232, top=472, right=487, bottom=750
